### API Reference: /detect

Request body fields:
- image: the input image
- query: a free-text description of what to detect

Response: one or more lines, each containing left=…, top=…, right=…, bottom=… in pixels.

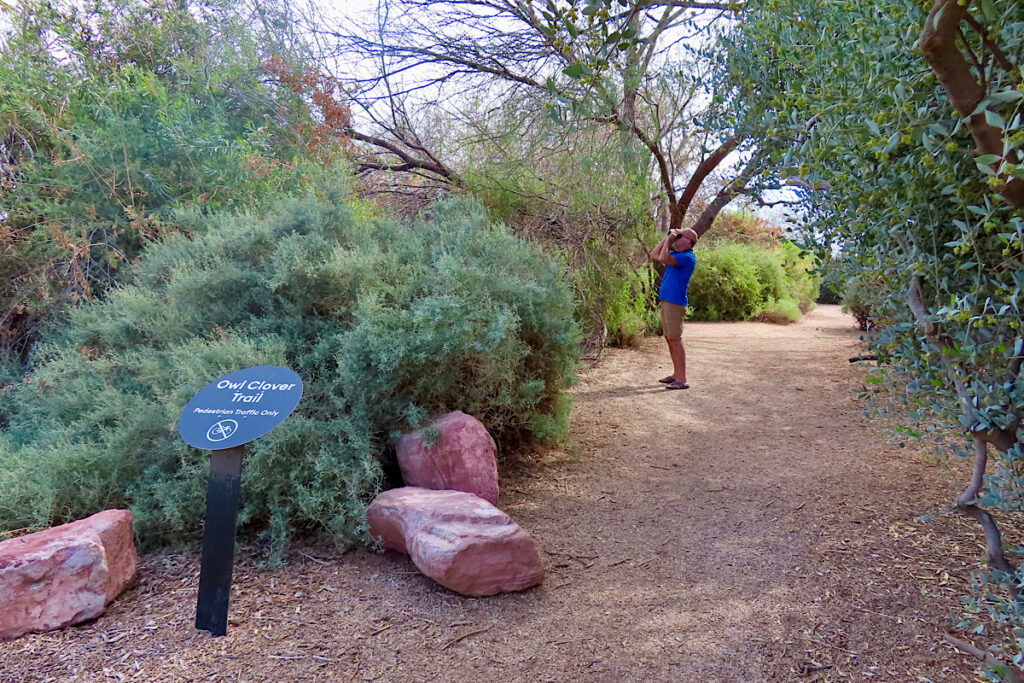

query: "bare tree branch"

left=347, top=128, right=462, bottom=184
left=944, top=633, right=1024, bottom=682
left=689, top=150, right=769, bottom=235
left=674, top=135, right=740, bottom=225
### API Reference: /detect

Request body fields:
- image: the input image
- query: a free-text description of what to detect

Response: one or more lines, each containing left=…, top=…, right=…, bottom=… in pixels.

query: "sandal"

left=665, top=380, right=689, bottom=390
left=658, top=376, right=675, bottom=384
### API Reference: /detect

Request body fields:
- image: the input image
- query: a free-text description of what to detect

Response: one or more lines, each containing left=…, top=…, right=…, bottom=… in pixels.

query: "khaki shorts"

left=660, top=301, right=687, bottom=339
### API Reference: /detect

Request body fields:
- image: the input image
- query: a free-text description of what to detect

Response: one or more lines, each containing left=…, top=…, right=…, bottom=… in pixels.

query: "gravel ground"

left=0, top=305, right=1008, bottom=682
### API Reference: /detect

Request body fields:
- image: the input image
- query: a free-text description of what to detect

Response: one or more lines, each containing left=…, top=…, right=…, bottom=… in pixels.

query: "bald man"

left=648, top=227, right=698, bottom=390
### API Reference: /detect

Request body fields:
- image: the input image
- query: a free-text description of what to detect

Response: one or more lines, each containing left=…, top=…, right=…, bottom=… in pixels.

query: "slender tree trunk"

left=919, top=0, right=1024, bottom=207
left=674, top=136, right=740, bottom=230
left=906, top=276, right=1023, bottom=608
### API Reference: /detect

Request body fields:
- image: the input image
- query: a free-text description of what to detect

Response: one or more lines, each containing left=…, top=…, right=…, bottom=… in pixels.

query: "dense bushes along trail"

left=0, top=194, right=579, bottom=559
left=0, top=307, right=998, bottom=681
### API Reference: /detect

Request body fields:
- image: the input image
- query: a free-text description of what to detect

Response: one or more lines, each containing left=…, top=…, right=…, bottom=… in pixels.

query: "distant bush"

left=757, top=297, right=802, bottom=324
left=706, top=209, right=784, bottom=246
left=841, top=274, right=885, bottom=331
left=686, top=241, right=819, bottom=322
left=0, top=189, right=579, bottom=558
left=686, top=244, right=764, bottom=321
left=816, top=256, right=844, bottom=305
left=776, top=242, right=819, bottom=313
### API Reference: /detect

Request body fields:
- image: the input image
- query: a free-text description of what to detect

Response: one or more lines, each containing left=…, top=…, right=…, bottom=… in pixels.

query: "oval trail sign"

left=178, top=366, right=302, bottom=450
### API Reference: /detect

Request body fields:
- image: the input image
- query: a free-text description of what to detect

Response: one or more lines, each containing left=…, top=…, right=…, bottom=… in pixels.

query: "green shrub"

left=685, top=241, right=819, bottom=323
left=0, top=0, right=341, bottom=358
left=0, top=188, right=580, bottom=558
left=841, top=274, right=885, bottom=331
left=747, top=248, right=790, bottom=304
left=818, top=281, right=842, bottom=305
left=776, top=241, right=820, bottom=313
left=757, top=297, right=802, bottom=324
left=575, top=248, right=659, bottom=347
left=686, top=244, right=765, bottom=321
left=814, top=254, right=845, bottom=305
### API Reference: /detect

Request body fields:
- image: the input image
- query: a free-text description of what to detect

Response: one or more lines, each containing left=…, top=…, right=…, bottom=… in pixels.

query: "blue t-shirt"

left=659, top=250, right=696, bottom=306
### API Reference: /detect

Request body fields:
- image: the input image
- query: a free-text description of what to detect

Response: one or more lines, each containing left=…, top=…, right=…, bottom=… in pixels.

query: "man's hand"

left=649, top=230, right=679, bottom=266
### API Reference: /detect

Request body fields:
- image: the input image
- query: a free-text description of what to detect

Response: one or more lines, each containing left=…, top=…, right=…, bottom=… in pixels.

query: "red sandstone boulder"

left=0, top=510, right=138, bottom=641
left=367, top=487, right=543, bottom=597
left=397, top=411, right=499, bottom=504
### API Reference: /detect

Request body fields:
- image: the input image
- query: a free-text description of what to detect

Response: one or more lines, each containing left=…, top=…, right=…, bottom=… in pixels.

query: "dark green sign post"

left=178, top=366, right=302, bottom=636
left=194, top=445, right=245, bottom=635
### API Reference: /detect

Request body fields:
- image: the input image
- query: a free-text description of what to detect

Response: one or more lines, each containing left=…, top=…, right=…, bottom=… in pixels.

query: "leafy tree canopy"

left=731, top=0, right=1024, bottom=668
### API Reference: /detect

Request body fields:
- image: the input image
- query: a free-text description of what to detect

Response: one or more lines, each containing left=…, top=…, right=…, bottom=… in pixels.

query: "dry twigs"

left=943, top=634, right=1024, bottom=683
left=440, top=626, right=492, bottom=651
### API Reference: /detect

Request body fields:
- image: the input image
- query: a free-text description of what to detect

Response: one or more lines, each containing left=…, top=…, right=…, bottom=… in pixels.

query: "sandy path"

left=0, top=305, right=991, bottom=682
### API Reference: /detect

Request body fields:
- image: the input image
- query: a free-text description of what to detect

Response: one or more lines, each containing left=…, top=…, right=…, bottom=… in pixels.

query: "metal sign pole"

left=195, top=444, right=246, bottom=636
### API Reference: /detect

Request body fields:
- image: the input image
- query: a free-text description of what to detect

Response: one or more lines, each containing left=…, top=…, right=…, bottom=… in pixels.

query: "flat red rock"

left=396, top=411, right=499, bottom=504
left=367, top=487, right=543, bottom=597
left=0, top=510, right=138, bottom=641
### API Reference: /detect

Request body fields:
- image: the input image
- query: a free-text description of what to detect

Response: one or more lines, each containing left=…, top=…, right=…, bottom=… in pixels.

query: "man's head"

left=671, top=228, right=698, bottom=252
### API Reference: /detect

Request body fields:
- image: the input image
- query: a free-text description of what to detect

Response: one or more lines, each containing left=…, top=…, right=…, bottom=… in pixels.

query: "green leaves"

left=563, top=62, right=588, bottom=79
left=0, top=0, right=329, bottom=357
left=980, top=0, right=998, bottom=22
left=0, top=193, right=581, bottom=555
left=984, top=109, right=1006, bottom=129
left=734, top=0, right=1024, bottom=657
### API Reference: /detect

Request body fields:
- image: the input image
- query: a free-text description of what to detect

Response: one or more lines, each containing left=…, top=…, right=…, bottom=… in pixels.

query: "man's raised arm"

left=649, top=231, right=679, bottom=266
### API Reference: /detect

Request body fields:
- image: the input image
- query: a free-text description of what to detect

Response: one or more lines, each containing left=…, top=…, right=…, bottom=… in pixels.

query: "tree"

left=919, top=0, right=1024, bottom=209
left=733, top=0, right=1024, bottom=674
left=0, top=0, right=344, bottom=361
left=319, top=0, right=803, bottom=235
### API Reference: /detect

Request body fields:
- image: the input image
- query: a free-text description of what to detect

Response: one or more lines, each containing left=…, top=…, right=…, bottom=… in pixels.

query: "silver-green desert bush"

left=0, top=187, right=579, bottom=558
left=0, top=0, right=339, bottom=357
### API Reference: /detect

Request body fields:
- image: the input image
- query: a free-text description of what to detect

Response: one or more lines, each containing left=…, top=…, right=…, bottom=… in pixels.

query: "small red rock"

left=0, top=510, right=137, bottom=641
left=368, top=487, right=543, bottom=597
left=397, top=411, right=499, bottom=504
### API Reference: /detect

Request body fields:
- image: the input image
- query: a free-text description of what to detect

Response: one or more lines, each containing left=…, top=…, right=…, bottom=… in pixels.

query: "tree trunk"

left=919, top=0, right=1024, bottom=207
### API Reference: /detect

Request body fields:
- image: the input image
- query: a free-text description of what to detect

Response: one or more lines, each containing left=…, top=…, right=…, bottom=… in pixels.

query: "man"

left=649, top=227, right=698, bottom=390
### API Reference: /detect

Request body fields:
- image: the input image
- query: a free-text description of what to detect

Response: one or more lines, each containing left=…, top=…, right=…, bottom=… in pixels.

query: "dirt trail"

left=1, top=305, right=994, bottom=682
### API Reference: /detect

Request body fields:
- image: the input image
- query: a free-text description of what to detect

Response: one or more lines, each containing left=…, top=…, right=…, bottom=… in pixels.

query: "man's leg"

left=666, top=337, right=687, bottom=383
left=659, top=301, right=688, bottom=387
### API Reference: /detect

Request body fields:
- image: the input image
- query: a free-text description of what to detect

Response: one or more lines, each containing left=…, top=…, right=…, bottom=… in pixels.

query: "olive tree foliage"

left=732, top=0, right=1024, bottom=672
left=317, top=0, right=808, bottom=236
